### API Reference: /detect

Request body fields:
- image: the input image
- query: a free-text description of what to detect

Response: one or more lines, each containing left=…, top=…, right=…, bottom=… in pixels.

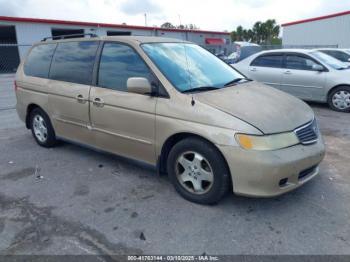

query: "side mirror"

left=312, top=64, right=324, bottom=72
left=127, top=77, right=152, bottom=95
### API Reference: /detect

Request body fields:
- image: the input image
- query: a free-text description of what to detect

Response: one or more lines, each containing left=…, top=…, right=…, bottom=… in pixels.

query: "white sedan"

left=233, top=49, right=350, bottom=112
left=318, top=48, right=350, bottom=66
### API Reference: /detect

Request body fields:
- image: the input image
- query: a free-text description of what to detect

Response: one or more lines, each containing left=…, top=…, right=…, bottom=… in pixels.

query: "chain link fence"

left=0, top=43, right=31, bottom=74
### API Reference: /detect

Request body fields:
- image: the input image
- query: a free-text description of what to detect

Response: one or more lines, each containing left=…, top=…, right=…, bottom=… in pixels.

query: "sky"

left=0, top=0, right=349, bottom=32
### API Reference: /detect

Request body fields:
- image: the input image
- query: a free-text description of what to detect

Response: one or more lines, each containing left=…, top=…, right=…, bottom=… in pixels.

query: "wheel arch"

left=25, top=104, right=45, bottom=129
left=327, top=84, right=350, bottom=99
left=158, top=132, right=231, bottom=181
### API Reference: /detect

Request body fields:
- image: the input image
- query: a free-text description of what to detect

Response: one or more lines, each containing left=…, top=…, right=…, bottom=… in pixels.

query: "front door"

left=90, top=42, right=157, bottom=164
left=281, top=54, right=326, bottom=100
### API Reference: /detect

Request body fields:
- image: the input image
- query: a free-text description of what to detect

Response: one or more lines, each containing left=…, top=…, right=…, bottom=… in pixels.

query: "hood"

left=194, top=81, right=314, bottom=134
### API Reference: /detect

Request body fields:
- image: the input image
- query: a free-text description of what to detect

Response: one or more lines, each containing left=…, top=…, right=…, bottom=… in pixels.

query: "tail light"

left=14, top=80, right=18, bottom=92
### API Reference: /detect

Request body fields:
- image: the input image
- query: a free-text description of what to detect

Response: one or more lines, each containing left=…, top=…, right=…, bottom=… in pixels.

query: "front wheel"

left=328, top=86, right=350, bottom=112
left=167, top=138, right=231, bottom=205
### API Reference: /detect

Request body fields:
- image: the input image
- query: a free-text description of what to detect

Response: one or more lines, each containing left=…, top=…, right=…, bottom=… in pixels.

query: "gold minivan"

left=15, top=36, right=325, bottom=204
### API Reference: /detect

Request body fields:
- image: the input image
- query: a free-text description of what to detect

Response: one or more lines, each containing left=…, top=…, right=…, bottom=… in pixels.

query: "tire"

left=167, top=137, right=231, bottom=205
left=327, top=86, right=350, bottom=112
left=29, top=108, right=57, bottom=147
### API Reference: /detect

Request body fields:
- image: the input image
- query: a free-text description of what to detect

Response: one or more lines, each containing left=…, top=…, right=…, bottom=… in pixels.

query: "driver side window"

left=285, top=55, right=319, bottom=71
left=97, top=43, right=152, bottom=92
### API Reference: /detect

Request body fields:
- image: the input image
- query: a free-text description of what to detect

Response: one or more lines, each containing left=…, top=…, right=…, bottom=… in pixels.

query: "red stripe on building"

left=282, top=10, right=350, bottom=27
left=0, top=16, right=230, bottom=35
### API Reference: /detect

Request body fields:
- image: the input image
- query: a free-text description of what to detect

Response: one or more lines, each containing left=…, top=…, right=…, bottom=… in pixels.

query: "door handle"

left=250, top=68, right=257, bottom=72
left=76, top=94, right=87, bottom=103
left=284, top=70, right=292, bottom=75
left=93, top=97, right=104, bottom=107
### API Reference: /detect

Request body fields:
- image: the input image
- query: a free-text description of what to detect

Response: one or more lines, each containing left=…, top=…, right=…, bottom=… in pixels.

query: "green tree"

left=262, top=19, right=280, bottom=44
left=270, top=37, right=282, bottom=45
left=231, top=25, right=245, bottom=41
left=161, top=22, right=175, bottom=29
left=230, top=19, right=281, bottom=44
left=161, top=22, right=199, bottom=30
left=252, top=21, right=263, bottom=44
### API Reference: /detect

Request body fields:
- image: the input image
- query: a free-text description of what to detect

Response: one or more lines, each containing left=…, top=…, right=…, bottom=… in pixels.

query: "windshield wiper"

left=182, top=86, right=220, bottom=93
left=224, top=78, right=251, bottom=87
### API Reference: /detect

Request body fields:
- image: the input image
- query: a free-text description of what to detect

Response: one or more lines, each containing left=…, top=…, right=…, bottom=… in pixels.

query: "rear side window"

left=97, top=43, right=152, bottom=92
left=251, top=55, right=283, bottom=68
left=49, top=41, right=99, bottom=85
left=285, top=55, right=318, bottom=71
left=24, top=44, right=56, bottom=78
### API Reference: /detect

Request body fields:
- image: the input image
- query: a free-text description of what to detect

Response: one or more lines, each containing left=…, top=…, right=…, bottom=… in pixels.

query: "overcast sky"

left=0, top=0, right=349, bottom=32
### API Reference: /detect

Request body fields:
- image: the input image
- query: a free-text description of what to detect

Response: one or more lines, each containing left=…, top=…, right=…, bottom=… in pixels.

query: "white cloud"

left=0, top=0, right=349, bottom=32
left=120, top=0, right=161, bottom=15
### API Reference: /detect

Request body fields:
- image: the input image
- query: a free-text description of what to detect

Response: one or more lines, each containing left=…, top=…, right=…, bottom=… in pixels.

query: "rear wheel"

left=167, top=138, right=231, bottom=205
left=328, top=86, right=350, bottom=112
left=29, top=108, right=57, bottom=147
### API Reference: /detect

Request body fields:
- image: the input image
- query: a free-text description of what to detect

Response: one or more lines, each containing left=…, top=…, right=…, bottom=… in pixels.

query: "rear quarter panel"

left=15, top=57, right=50, bottom=124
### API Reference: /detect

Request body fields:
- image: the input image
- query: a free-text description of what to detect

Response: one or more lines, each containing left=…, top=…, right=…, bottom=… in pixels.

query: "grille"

left=294, top=119, right=318, bottom=145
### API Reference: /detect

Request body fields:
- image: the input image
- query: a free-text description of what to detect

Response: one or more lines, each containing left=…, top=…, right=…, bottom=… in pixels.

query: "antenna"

left=178, top=14, right=195, bottom=106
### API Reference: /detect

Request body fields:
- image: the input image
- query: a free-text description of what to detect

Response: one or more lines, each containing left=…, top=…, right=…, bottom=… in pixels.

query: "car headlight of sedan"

left=235, top=132, right=299, bottom=151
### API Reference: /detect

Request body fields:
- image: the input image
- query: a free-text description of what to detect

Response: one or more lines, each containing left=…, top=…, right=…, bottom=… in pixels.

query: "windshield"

left=320, top=50, right=350, bottom=62
left=310, top=51, right=349, bottom=70
left=227, top=52, right=238, bottom=59
left=141, top=43, right=244, bottom=92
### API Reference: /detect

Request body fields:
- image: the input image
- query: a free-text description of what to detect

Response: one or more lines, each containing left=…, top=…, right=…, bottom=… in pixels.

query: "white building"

left=0, top=16, right=231, bottom=73
left=282, top=10, right=350, bottom=48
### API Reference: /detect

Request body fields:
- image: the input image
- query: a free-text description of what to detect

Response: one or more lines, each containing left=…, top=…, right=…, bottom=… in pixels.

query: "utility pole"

left=144, top=13, right=147, bottom=26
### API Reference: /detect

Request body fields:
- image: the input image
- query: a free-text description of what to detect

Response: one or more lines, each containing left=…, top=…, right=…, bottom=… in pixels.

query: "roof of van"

left=41, top=35, right=191, bottom=44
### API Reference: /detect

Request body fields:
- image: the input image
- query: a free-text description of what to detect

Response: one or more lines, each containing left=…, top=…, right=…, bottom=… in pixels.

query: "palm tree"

left=230, top=19, right=280, bottom=44
left=263, top=19, right=280, bottom=44
left=246, top=29, right=254, bottom=42
left=230, top=26, right=241, bottom=41
left=236, top=26, right=245, bottom=41
left=252, top=21, right=263, bottom=44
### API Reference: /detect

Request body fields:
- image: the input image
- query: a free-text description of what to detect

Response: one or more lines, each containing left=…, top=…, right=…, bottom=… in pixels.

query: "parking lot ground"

left=0, top=74, right=350, bottom=257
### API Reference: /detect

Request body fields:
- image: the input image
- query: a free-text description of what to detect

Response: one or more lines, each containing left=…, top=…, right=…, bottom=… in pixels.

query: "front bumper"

left=218, top=137, right=325, bottom=197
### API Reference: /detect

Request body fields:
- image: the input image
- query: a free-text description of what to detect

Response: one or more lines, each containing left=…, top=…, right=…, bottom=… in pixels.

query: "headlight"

left=235, top=132, right=299, bottom=151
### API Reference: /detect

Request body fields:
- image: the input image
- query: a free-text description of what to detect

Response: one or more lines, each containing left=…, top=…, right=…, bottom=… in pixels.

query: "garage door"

left=0, top=25, right=20, bottom=73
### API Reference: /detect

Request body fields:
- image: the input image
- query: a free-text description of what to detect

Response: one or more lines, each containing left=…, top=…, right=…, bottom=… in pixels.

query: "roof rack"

left=41, top=33, right=98, bottom=42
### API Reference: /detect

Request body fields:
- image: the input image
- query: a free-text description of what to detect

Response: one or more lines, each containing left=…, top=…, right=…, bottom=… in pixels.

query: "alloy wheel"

left=33, top=115, right=48, bottom=143
left=175, top=151, right=214, bottom=195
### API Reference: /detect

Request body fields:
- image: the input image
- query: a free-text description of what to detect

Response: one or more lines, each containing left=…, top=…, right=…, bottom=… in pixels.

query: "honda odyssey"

left=15, top=36, right=325, bottom=204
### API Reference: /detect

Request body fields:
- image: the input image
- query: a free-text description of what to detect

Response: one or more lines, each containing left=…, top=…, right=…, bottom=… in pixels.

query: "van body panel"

left=48, top=80, right=92, bottom=144
left=15, top=36, right=326, bottom=200
left=89, top=86, right=157, bottom=164
left=194, top=81, right=315, bottom=134
left=15, top=67, right=51, bottom=123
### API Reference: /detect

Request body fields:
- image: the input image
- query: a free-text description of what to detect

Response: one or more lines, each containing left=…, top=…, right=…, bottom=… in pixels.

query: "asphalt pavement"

left=0, top=74, right=349, bottom=257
